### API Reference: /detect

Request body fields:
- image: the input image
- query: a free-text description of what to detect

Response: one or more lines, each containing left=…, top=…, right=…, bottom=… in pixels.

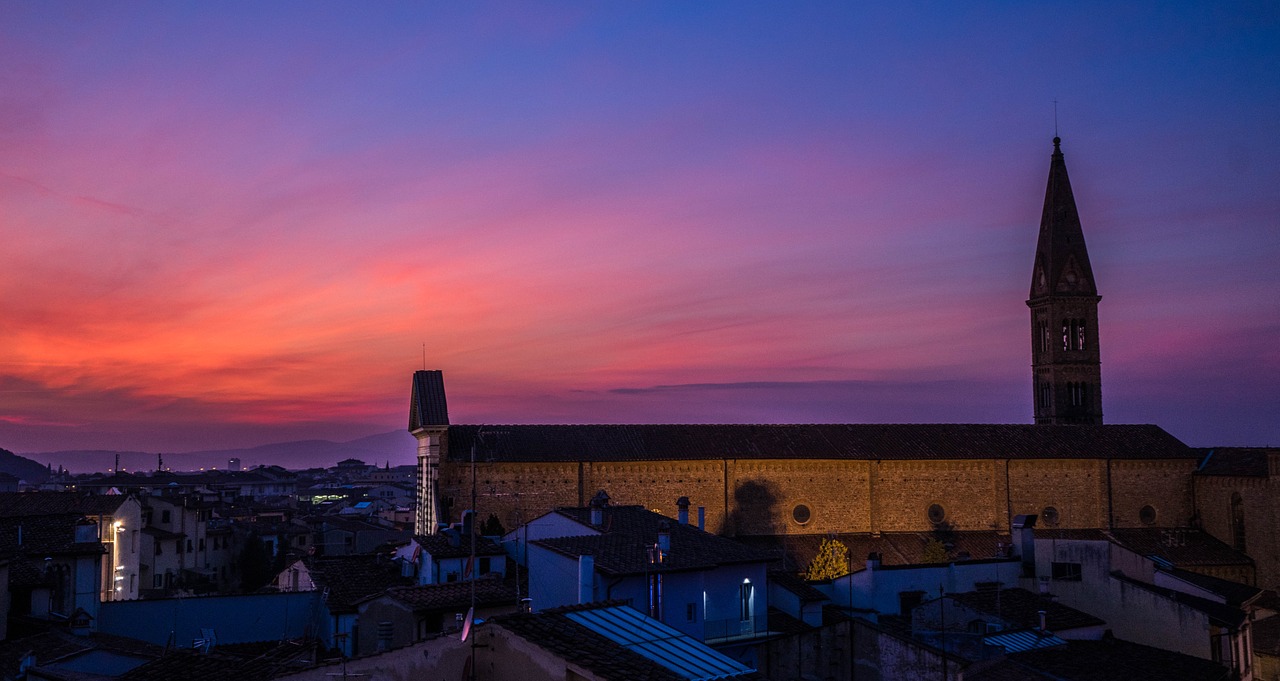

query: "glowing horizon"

left=2, top=3, right=1277, bottom=453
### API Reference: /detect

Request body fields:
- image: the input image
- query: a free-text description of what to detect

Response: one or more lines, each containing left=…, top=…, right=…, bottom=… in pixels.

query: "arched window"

left=1231, top=493, right=1246, bottom=553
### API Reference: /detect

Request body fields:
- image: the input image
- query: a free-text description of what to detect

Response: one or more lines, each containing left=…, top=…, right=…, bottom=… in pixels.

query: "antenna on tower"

left=422, top=343, right=427, bottom=371
left=1053, top=99, right=1059, bottom=137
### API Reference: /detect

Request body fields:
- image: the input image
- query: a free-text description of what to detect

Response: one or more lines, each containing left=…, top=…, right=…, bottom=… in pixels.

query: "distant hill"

left=21, top=430, right=419, bottom=474
left=0, top=447, right=50, bottom=484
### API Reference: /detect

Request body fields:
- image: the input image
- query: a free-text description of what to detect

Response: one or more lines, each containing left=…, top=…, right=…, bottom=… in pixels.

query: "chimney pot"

left=676, top=497, right=690, bottom=525
left=657, top=520, right=671, bottom=557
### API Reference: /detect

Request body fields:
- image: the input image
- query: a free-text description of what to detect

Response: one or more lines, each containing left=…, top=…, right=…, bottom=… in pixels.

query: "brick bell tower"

left=1028, top=137, right=1103, bottom=424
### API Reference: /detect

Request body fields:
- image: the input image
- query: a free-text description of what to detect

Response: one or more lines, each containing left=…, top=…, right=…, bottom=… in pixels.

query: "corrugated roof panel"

left=565, top=606, right=754, bottom=680
left=984, top=629, right=1066, bottom=653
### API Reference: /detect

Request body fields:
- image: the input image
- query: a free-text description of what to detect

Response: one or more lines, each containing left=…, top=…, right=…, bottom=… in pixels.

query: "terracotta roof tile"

left=946, top=587, right=1105, bottom=631
left=533, top=506, right=769, bottom=575
left=379, top=577, right=517, bottom=612
left=1003, top=638, right=1232, bottom=680
left=414, top=533, right=506, bottom=559
left=303, top=555, right=413, bottom=611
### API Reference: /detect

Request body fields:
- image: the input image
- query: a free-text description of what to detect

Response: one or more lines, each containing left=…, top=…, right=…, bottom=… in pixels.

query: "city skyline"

left=2, top=2, right=1278, bottom=454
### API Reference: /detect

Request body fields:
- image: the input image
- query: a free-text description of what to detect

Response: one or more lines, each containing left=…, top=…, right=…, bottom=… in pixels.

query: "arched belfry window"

left=1231, top=493, right=1246, bottom=553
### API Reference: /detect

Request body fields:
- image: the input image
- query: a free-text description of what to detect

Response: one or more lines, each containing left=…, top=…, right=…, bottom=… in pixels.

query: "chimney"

left=866, top=552, right=881, bottom=571
left=1011, top=514, right=1038, bottom=577
left=676, top=497, right=690, bottom=525
left=461, top=509, right=475, bottom=538
left=589, top=490, right=610, bottom=527
left=1038, top=609, right=1047, bottom=633
left=656, top=521, right=671, bottom=560
left=697, top=506, right=706, bottom=531
left=578, top=555, right=594, bottom=604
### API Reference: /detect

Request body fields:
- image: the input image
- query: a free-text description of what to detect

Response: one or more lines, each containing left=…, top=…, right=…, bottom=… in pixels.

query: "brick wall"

left=1008, top=458, right=1106, bottom=529
left=1110, top=459, right=1196, bottom=528
left=1195, top=473, right=1278, bottom=590
left=436, top=456, right=1218, bottom=540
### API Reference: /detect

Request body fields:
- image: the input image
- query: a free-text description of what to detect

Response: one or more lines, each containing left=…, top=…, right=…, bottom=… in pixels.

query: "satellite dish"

left=460, top=606, right=475, bottom=641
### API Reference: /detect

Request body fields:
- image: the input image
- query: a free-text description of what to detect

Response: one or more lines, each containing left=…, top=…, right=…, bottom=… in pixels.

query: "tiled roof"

left=445, top=423, right=1193, bottom=462
left=1002, top=638, right=1233, bottom=680
left=0, top=492, right=133, bottom=517
left=120, top=639, right=321, bottom=681
left=1035, top=528, right=1108, bottom=541
left=1162, top=567, right=1263, bottom=607
left=737, top=531, right=1016, bottom=573
left=303, top=555, right=413, bottom=611
left=414, top=533, right=507, bottom=559
left=945, top=587, right=1105, bottom=631
left=0, top=514, right=100, bottom=554
left=0, top=630, right=163, bottom=679
left=768, top=570, right=829, bottom=603
left=379, top=577, right=517, bottom=612
left=1107, top=528, right=1252, bottom=567
left=1195, top=447, right=1275, bottom=477
left=533, top=506, right=769, bottom=576
left=410, top=370, right=449, bottom=429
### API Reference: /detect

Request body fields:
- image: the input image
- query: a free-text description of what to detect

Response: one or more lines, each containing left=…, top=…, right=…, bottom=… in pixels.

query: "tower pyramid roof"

left=1029, top=137, right=1099, bottom=300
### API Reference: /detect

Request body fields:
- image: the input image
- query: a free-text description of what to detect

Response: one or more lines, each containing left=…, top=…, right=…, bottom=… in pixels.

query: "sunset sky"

left=2, top=2, right=1277, bottom=456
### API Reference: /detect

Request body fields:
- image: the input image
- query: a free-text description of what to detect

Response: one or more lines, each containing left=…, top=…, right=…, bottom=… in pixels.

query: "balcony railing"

left=703, top=617, right=766, bottom=642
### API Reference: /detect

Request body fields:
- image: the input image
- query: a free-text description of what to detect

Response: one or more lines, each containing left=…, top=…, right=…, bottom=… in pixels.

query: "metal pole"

left=470, top=433, right=478, bottom=681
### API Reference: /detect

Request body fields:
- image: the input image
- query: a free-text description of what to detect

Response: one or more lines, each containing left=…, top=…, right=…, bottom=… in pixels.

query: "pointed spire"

left=1029, top=137, right=1097, bottom=300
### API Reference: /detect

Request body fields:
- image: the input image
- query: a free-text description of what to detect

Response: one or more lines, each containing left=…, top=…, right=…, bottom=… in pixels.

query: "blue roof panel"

left=565, top=606, right=754, bottom=680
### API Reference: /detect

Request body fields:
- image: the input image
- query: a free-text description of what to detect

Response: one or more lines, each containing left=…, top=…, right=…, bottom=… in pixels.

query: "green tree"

left=805, top=537, right=851, bottom=580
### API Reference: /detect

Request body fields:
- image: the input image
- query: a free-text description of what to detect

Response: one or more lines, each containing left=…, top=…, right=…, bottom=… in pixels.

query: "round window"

left=792, top=504, right=811, bottom=525
left=1139, top=505, right=1157, bottom=526
left=1041, top=506, right=1060, bottom=527
left=927, top=504, right=946, bottom=525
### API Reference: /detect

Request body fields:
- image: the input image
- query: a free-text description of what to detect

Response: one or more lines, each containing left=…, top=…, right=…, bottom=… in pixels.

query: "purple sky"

left=2, top=2, right=1278, bottom=455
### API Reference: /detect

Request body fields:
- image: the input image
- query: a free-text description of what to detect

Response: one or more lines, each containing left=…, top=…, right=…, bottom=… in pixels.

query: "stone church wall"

left=1109, top=459, right=1196, bottom=528
left=1008, top=458, right=1107, bottom=529
left=871, top=460, right=1004, bottom=532
left=727, top=460, right=873, bottom=536
left=439, top=461, right=581, bottom=534
left=1195, top=471, right=1278, bottom=590
left=437, top=456, right=1216, bottom=541
left=583, top=460, right=728, bottom=532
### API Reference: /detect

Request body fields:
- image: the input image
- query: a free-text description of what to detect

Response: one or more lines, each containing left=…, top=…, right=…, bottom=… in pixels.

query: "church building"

left=409, top=139, right=1279, bottom=590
